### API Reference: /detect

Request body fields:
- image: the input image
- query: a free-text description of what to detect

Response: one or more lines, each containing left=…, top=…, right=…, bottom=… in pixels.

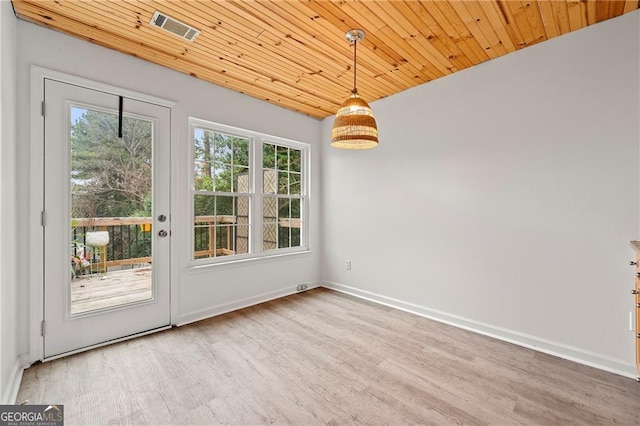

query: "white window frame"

left=189, top=118, right=310, bottom=266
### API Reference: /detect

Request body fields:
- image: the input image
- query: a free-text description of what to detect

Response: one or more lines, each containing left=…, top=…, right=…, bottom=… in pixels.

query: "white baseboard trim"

left=2, top=354, right=29, bottom=404
left=175, top=282, right=321, bottom=327
left=322, top=281, right=638, bottom=380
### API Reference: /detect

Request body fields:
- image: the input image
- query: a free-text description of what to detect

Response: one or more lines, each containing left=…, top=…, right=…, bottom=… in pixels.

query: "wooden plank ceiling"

left=12, top=0, right=638, bottom=118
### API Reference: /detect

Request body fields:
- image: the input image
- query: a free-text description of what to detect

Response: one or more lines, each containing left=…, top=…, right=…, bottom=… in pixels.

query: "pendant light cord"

left=352, top=38, right=358, bottom=94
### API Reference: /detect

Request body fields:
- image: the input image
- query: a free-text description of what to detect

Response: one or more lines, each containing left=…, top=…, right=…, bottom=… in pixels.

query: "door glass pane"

left=70, top=106, right=153, bottom=315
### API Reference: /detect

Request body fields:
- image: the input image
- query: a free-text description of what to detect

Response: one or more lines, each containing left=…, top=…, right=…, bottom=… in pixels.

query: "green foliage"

left=193, top=130, right=247, bottom=256
left=193, top=134, right=304, bottom=255
left=132, top=194, right=152, bottom=218
left=71, top=108, right=152, bottom=218
left=70, top=108, right=154, bottom=265
left=193, top=130, right=250, bottom=225
left=111, top=225, right=152, bottom=259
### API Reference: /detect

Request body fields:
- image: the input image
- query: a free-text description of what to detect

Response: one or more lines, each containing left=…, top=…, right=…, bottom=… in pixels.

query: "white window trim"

left=188, top=118, right=310, bottom=267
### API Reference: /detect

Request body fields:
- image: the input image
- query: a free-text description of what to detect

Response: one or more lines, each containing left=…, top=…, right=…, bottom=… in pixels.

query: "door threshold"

left=42, top=324, right=172, bottom=362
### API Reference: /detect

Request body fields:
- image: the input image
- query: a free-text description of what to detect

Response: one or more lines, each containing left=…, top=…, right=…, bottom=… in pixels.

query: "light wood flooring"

left=18, top=288, right=640, bottom=425
left=71, top=268, right=152, bottom=314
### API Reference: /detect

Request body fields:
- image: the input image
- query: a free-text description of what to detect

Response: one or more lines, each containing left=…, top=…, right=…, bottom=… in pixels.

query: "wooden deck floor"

left=71, top=267, right=152, bottom=314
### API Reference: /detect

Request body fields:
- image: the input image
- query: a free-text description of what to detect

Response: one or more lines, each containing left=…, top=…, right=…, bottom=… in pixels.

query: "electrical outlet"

left=346, top=260, right=352, bottom=270
left=296, top=284, right=308, bottom=292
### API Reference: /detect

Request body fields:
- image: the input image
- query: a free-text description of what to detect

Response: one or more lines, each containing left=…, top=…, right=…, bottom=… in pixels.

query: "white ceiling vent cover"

left=150, top=11, right=200, bottom=42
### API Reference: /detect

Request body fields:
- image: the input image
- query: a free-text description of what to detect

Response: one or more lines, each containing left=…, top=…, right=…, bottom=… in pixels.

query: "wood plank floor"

left=17, top=288, right=640, bottom=425
left=71, top=268, right=152, bottom=314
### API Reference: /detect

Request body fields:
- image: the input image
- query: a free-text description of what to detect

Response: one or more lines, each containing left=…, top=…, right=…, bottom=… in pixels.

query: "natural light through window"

left=191, top=118, right=309, bottom=265
left=262, top=142, right=302, bottom=251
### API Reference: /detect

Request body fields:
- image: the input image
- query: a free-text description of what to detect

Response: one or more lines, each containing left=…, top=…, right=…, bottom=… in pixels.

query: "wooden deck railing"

left=193, top=215, right=238, bottom=259
left=72, top=217, right=154, bottom=269
left=72, top=215, right=301, bottom=269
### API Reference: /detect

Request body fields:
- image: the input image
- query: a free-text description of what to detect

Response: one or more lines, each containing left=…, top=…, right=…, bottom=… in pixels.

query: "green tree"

left=192, top=130, right=304, bottom=255
left=71, top=108, right=153, bottom=263
left=193, top=130, right=250, bottom=254
left=71, top=109, right=152, bottom=219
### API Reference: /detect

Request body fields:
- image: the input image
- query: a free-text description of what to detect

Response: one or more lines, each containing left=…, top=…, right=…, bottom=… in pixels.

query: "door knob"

left=158, top=230, right=168, bottom=237
left=630, top=261, right=638, bottom=266
left=633, top=290, right=639, bottom=295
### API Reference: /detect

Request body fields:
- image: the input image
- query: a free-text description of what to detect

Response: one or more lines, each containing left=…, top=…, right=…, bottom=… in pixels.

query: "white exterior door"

left=43, top=79, right=171, bottom=358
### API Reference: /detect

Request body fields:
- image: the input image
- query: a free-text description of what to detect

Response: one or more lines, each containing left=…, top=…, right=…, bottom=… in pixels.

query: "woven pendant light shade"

left=331, top=29, right=378, bottom=150
left=331, top=91, right=378, bottom=149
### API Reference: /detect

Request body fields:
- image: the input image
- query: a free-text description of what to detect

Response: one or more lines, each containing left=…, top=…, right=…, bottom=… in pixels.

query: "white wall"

left=16, top=22, right=321, bottom=358
left=321, top=11, right=640, bottom=377
left=0, top=0, right=20, bottom=403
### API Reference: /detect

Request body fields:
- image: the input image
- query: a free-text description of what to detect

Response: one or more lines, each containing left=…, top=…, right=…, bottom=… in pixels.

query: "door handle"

left=158, top=230, right=168, bottom=238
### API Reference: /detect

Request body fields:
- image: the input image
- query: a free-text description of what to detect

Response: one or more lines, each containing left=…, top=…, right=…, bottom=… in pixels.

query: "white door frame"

left=29, top=66, right=179, bottom=362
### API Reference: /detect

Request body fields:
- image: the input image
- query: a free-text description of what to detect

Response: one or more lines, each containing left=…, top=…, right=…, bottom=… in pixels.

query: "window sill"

left=185, top=248, right=311, bottom=273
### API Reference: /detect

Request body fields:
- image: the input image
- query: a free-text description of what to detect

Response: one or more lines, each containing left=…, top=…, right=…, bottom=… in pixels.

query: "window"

left=191, top=119, right=309, bottom=264
left=262, top=142, right=303, bottom=251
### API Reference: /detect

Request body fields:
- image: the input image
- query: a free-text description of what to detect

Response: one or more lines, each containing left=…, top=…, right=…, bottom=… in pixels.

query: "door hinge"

left=40, top=321, right=46, bottom=337
left=41, top=210, right=46, bottom=227
left=41, top=101, right=46, bottom=117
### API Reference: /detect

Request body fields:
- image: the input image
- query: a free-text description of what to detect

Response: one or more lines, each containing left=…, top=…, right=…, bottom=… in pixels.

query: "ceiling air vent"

left=150, top=11, right=200, bottom=42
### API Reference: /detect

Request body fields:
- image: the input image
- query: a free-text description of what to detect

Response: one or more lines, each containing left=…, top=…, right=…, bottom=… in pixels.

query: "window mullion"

left=253, top=137, right=264, bottom=254
left=301, top=146, right=308, bottom=247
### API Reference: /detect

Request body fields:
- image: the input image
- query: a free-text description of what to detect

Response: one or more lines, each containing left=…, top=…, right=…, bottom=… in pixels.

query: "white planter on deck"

left=86, top=231, right=109, bottom=247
